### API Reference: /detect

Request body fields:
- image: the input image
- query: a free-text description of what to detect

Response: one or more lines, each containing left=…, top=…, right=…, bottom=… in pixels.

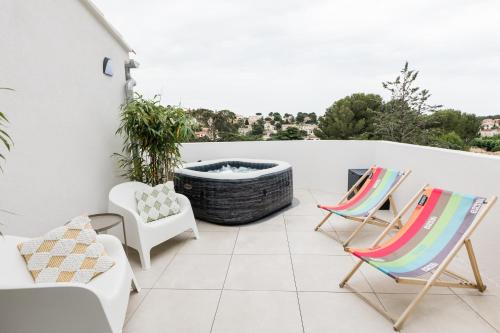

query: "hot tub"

left=174, top=158, right=293, bottom=225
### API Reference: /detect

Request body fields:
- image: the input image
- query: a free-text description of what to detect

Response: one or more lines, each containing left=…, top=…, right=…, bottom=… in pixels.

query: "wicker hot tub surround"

left=174, top=159, right=293, bottom=225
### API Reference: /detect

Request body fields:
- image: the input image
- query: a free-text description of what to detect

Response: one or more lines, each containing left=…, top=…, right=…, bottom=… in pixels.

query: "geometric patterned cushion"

left=135, top=182, right=180, bottom=223
left=17, top=216, right=115, bottom=284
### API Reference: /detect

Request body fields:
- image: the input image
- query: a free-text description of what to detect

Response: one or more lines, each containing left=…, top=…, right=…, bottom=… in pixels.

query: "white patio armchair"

left=0, top=234, right=137, bottom=333
left=108, top=181, right=199, bottom=270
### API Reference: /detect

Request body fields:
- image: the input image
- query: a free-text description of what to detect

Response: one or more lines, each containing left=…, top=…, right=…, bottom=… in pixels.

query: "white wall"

left=180, top=141, right=500, bottom=288
left=0, top=0, right=130, bottom=236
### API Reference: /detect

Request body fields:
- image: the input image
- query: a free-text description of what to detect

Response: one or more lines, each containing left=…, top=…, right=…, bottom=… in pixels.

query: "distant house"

left=238, top=126, right=252, bottom=135
left=247, top=115, right=263, bottom=125
left=195, top=127, right=211, bottom=139
left=480, top=119, right=500, bottom=137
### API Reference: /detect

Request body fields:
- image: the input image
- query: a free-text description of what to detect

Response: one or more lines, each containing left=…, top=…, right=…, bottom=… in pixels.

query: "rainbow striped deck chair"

left=315, top=166, right=411, bottom=246
left=340, top=185, right=497, bottom=331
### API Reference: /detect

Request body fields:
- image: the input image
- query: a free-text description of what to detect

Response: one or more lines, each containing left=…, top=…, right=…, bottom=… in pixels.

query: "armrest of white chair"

left=108, top=181, right=151, bottom=249
left=176, top=193, right=193, bottom=211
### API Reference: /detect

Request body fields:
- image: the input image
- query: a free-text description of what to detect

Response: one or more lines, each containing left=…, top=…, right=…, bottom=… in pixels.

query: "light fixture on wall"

left=103, top=57, right=113, bottom=76
left=125, top=59, right=140, bottom=100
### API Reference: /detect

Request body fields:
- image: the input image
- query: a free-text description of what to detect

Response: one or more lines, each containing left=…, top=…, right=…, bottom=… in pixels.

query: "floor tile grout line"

left=171, top=252, right=344, bottom=256
left=358, top=264, right=390, bottom=313
left=452, top=288, right=500, bottom=333
left=125, top=236, right=190, bottom=326
left=209, top=226, right=240, bottom=333
left=132, top=287, right=460, bottom=294
left=124, top=287, right=152, bottom=326
left=150, top=237, right=190, bottom=289
left=151, top=287, right=297, bottom=292
left=309, top=186, right=391, bottom=314
left=173, top=253, right=349, bottom=256
left=307, top=187, right=345, bottom=243
left=284, top=215, right=306, bottom=333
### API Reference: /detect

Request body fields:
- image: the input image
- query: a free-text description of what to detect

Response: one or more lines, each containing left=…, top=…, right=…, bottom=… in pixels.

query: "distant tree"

left=244, top=119, right=249, bottom=126
left=374, top=62, right=441, bottom=144
left=272, top=112, right=282, bottom=122
left=264, top=117, right=272, bottom=122
left=296, top=112, right=307, bottom=123
left=478, top=114, right=500, bottom=121
left=270, top=127, right=306, bottom=140
left=268, top=112, right=273, bottom=116
left=218, top=132, right=250, bottom=142
left=188, top=108, right=239, bottom=140
left=425, top=109, right=480, bottom=145
left=471, top=136, right=500, bottom=152
left=256, top=112, right=262, bottom=116
left=190, top=108, right=214, bottom=127
left=315, top=93, right=383, bottom=139
left=275, top=122, right=282, bottom=130
left=306, top=112, right=317, bottom=124
left=213, top=110, right=238, bottom=135
left=251, top=118, right=265, bottom=136
left=429, top=131, right=466, bottom=150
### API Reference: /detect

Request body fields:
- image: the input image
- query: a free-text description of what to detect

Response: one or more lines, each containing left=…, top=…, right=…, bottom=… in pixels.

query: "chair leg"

left=342, top=215, right=371, bottom=247
left=393, top=281, right=433, bottom=331
left=339, top=260, right=364, bottom=288
left=465, top=239, right=486, bottom=292
left=192, top=223, right=200, bottom=239
left=139, top=247, right=151, bottom=270
left=315, top=211, right=332, bottom=231
left=131, top=274, right=141, bottom=293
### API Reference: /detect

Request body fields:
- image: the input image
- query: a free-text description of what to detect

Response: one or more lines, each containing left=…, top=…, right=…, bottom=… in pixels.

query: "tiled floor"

left=124, top=189, right=500, bottom=333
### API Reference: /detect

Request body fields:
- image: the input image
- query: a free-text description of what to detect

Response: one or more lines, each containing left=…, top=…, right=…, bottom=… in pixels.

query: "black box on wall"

left=347, top=169, right=390, bottom=210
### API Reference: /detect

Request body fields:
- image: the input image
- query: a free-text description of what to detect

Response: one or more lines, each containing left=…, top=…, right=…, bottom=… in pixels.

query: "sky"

left=93, top=0, right=500, bottom=116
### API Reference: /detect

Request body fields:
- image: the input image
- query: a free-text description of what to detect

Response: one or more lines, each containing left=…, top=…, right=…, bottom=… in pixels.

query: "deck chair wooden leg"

left=314, top=211, right=332, bottom=231
left=464, top=239, right=486, bottom=292
left=339, top=259, right=364, bottom=288
left=342, top=212, right=376, bottom=247
left=393, top=281, right=433, bottom=331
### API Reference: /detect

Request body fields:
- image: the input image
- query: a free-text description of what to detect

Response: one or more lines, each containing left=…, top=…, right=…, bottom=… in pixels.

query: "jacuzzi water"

left=206, top=164, right=259, bottom=174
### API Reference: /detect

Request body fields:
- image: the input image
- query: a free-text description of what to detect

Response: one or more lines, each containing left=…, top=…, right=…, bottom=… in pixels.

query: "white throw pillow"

left=17, top=216, right=115, bottom=283
left=135, top=182, right=181, bottom=222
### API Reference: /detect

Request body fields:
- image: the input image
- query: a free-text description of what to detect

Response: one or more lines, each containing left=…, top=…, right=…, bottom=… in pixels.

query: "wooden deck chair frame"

left=339, top=184, right=497, bottom=331
left=315, top=166, right=411, bottom=247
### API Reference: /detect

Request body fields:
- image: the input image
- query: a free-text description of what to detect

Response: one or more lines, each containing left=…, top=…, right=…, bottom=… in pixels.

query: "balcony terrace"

left=3, top=1, right=500, bottom=332
left=121, top=140, right=500, bottom=333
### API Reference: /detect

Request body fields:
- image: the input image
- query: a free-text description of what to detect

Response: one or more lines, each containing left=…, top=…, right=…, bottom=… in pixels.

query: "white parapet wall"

left=0, top=0, right=131, bottom=236
left=180, top=140, right=379, bottom=191
left=180, top=140, right=500, bottom=288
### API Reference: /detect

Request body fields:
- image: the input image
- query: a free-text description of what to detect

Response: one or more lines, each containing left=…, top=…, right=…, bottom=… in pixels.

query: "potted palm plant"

left=115, top=93, right=195, bottom=185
